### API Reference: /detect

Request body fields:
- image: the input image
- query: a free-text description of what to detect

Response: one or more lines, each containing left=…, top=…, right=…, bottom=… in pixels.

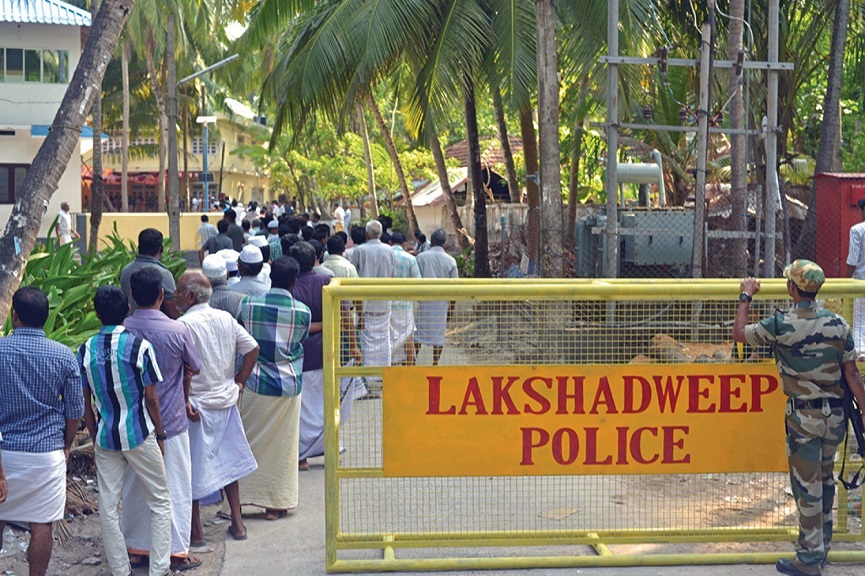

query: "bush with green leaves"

left=3, top=225, right=186, bottom=348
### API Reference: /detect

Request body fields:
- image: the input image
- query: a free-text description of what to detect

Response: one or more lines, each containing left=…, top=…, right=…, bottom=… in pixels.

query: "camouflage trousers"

left=785, top=403, right=846, bottom=573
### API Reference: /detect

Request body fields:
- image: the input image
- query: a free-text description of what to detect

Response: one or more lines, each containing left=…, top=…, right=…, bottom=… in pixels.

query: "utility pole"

left=605, top=0, right=619, bottom=279
left=691, top=23, right=712, bottom=278
left=763, top=0, right=780, bottom=277
left=167, top=54, right=238, bottom=249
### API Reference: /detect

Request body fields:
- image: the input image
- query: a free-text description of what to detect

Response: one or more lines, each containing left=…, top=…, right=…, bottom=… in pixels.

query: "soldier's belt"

left=791, top=397, right=844, bottom=410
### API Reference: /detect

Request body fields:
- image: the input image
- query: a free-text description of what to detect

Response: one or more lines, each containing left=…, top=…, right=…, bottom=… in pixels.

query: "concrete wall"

left=0, top=129, right=81, bottom=237
left=0, top=22, right=84, bottom=237
left=0, top=23, right=82, bottom=125
left=89, top=212, right=207, bottom=253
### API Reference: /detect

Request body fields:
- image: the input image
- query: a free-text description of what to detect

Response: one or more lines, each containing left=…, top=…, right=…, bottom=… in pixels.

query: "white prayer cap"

left=217, top=249, right=240, bottom=272
left=202, top=254, right=227, bottom=279
left=239, top=245, right=263, bottom=264
left=247, top=235, right=268, bottom=248
left=267, top=220, right=279, bottom=229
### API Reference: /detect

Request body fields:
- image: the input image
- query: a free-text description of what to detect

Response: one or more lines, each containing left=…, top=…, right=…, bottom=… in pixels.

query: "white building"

left=0, top=0, right=91, bottom=236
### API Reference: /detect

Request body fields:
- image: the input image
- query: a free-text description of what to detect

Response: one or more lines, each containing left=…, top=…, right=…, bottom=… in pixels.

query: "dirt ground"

left=0, top=439, right=227, bottom=576
left=0, top=503, right=227, bottom=576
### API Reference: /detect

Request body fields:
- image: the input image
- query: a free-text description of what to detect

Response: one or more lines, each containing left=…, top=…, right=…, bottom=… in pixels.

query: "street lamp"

left=166, top=53, right=239, bottom=249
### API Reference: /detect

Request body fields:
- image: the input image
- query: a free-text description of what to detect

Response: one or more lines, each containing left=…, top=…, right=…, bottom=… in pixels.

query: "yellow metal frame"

left=323, top=278, right=865, bottom=573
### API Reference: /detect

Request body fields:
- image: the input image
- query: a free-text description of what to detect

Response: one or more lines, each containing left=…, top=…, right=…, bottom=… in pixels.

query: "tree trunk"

left=357, top=103, right=378, bottom=219
left=88, top=0, right=105, bottom=255
left=520, top=106, right=541, bottom=273
left=368, top=95, right=418, bottom=237
left=492, top=87, right=521, bottom=204
left=727, top=0, right=748, bottom=276
left=795, top=0, right=849, bottom=259
left=121, top=38, right=130, bottom=212
left=465, top=75, right=490, bottom=278
left=166, top=13, right=180, bottom=250
left=0, top=0, right=133, bottom=325
left=566, top=126, right=583, bottom=250
left=429, top=130, right=469, bottom=250
left=536, top=0, right=564, bottom=278
left=145, top=31, right=167, bottom=213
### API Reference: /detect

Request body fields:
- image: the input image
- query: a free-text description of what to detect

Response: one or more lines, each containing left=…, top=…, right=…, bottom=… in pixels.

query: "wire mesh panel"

left=322, top=279, right=865, bottom=572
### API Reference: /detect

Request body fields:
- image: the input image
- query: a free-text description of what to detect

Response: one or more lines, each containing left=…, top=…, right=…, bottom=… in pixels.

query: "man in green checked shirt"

left=236, top=256, right=311, bottom=521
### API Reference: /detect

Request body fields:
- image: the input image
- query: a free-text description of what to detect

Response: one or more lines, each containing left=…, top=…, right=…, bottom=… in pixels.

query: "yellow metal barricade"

left=322, top=279, right=865, bottom=572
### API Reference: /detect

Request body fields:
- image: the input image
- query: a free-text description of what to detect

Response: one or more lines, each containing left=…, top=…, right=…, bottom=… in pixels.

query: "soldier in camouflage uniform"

left=733, top=260, right=865, bottom=576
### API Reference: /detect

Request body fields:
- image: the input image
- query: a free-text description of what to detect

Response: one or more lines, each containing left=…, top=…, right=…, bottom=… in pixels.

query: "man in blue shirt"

left=0, top=287, right=83, bottom=576
left=79, top=286, right=172, bottom=576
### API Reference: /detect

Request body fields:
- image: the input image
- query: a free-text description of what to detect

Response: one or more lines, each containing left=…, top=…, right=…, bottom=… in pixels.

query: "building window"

left=42, top=50, right=69, bottom=83
left=5, top=48, right=24, bottom=83
left=0, top=164, right=29, bottom=204
left=192, top=137, right=218, bottom=155
left=1, top=48, right=68, bottom=83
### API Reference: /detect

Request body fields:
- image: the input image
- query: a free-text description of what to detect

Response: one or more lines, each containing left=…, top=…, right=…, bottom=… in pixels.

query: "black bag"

left=839, top=380, right=865, bottom=490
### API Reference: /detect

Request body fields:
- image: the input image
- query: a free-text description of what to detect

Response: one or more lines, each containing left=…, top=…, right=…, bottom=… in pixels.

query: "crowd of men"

left=0, top=204, right=457, bottom=576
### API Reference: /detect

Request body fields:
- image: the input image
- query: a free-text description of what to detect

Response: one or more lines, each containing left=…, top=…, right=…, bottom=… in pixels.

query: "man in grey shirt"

left=224, top=208, right=246, bottom=252
left=349, top=220, right=394, bottom=371
left=415, top=228, right=458, bottom=365
left=119, top=228, right=179, bottom=318
left=199, top=219, right=234, bottom=264
left=202, top=254, right=245, bottom=320
left=230, top=245, right=271, bottom=297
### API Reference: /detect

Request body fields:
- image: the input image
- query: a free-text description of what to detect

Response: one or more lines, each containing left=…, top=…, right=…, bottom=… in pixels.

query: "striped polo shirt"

left=77, top=325, right=163, bottom=451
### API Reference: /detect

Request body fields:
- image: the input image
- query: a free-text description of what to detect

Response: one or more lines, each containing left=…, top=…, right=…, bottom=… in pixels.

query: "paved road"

left=216, top=456, right=859, bottom=576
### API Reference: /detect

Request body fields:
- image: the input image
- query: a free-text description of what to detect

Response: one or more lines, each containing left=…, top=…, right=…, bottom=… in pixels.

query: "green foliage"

left=455, top=246, right=473, bottom=278
left=3, top=225, right=186, bottom=349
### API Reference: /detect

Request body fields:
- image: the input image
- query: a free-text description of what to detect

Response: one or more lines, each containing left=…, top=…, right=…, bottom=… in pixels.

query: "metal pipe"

left=691, top=23, right=712, bottom=278
left=604, top=0, right=619, bottom=279
left=178, top=53, right=239, bottom=85
left=764, top=0, right=780, bottom=277
left=327, top=551, right=865, bottom=572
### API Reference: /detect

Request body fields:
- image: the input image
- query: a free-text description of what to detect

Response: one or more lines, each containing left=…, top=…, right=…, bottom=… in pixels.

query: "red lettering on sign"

left=630, top=427, right=660, bottom=464
left=750, top=374, right=778, bottom=413
left=556, top=376, right=585, bottom=414
left=425, top=376, right=456, bottom=415
left=552, top=428, right=579, bottom=465
left=616, top=426, right=630, bottom=465
left=652, top=374, right=685, bottom=412
left=662, top=426, right=690, bottom=463
left=458, top=377, right=488, bottom=415
left=590, top=376, right=618, bottom=414
left=718, top=374, right=748, bottom=413
left=491, top=376, right=520, bottom=415
left=520, top=427, right=549, bottom=465
left=584, top=427, right=613, bottom=465
left=523, top=377, right=553, bottom=415
left=687, top=375, right=716, bottom=413
left=623, top=375, right=651, bottom=414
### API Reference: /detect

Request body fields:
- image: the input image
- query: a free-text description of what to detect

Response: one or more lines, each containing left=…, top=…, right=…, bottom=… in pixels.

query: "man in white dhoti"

left=289, top=242, right=334, bottom=468
left=238, top=257, right=310, bottom=519
left=847, top=197, right=865, bottom=356
left=0, top=287, right=84, bottom=576
left=389, top=231, right=421, bottom=365
left=55, top=202, right=79, bottom=246
left=415, top=229, right=459, bottom=365
left=349, top=220, right=395, bottom=371
left=175, top=272, right=260, bottom=544
left=123, top=268, right=203, bottom=571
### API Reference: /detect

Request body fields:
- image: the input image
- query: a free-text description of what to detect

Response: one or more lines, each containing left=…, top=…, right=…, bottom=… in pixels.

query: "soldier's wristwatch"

left=739, top=292, right=753, bottom=303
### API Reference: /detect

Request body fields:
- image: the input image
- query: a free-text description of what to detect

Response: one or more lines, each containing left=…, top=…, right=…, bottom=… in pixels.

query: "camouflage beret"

left=783, top=259, right=825, bottom=293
